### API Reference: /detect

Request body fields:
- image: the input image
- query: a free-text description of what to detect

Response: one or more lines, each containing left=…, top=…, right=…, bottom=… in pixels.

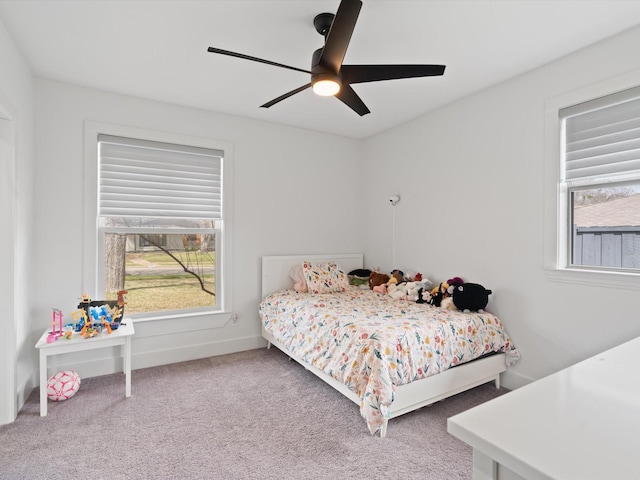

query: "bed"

left=259, top=254, right=520, bottom=437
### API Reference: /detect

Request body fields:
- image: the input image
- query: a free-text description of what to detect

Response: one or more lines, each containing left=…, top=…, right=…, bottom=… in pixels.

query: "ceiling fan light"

left=313, top=78, right=341, bottom=96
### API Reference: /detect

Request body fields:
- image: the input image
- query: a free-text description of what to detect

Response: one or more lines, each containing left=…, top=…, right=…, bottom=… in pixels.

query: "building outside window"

left=138, top=234, right=167, bottom=249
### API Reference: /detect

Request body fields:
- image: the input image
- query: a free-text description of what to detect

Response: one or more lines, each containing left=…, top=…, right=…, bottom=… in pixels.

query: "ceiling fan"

left=207, top=0, right=445, bottom=116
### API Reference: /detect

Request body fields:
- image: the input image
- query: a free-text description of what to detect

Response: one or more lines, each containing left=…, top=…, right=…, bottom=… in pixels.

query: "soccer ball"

left=46, top=370, right=81, bottom=402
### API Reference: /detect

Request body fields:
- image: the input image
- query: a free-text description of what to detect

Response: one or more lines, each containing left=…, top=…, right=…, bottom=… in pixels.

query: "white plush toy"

left=405, top=282, right=423, bottom=302
left=387, top=283, right=406, bottom=300
left=387, top=281, right=430, bottom=301
left=387, top=282, right=408, bottom=300
left=440, top=296, right=458, bottom=311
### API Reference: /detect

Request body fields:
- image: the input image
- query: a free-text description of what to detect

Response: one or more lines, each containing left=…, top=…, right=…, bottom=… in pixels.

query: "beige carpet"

left=0, top=348, right=507, bottom=480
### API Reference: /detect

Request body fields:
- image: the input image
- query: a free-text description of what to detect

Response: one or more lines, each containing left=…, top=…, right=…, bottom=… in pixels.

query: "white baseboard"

left=17, top=368, right=35, bottom=407
left=500, top=369, right=534, bottom=390
left=47, top=335, right=268, bottom=380
left=5, top=368, right=37, bottom=425
left=132, top=335, right=267, bottom=370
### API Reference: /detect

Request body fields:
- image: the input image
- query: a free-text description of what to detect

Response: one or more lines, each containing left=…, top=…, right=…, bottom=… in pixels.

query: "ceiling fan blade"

left=341, top=64, right=446, bottom=84
left=260, top=84, right=312, bottom=109
left=335, top=84, right=370, bottom=116
left=319, top=0, right=362, bottom=73
left=207, top=47, right=311, bottom=75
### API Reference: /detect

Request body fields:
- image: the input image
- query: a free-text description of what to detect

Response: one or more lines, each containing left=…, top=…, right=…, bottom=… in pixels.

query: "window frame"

left=84, top=121, right=233, bottom=321
left=544, top=70, right=640, bottom=289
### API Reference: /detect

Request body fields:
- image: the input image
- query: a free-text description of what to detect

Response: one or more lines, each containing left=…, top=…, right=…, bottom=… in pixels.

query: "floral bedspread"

left=259, top=287, right=520, bottom=434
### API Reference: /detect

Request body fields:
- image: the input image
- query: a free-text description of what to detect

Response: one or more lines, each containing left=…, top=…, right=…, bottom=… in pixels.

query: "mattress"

left=259, top=287, right=520, bottom=433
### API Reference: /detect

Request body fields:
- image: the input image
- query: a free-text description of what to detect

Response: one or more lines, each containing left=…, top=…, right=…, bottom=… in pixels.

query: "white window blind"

left=562, top=85, right=640, bottom=186
left=98, top=134, right=223, bottom=219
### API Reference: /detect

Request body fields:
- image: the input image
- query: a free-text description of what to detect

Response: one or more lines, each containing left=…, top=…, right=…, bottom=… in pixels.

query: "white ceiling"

left=2, top=0, right=640, bottom=139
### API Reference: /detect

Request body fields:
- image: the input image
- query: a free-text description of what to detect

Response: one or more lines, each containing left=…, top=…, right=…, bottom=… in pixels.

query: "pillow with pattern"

left=302, top=261, right=349, bottom=294
left=289, top=264, right=308, bottom=293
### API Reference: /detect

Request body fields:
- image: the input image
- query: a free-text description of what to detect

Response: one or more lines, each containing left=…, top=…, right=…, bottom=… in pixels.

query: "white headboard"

left=261, top=254, right=364, bottom=299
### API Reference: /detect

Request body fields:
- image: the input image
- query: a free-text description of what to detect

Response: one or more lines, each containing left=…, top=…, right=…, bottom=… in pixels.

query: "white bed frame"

left=261, top=254, right=506, bottom=438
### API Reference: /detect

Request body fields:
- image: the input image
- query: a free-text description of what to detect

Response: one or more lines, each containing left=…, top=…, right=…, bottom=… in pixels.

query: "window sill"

left=128, top=309, right=234, bottom=329
left=119, top=310, right=235, bottom=339
left=545, top=267, right=640, bottom=291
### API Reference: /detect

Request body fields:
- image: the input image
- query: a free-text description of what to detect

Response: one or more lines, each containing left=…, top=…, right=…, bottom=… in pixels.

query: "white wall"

left=33, top=79, right=364, bottom=379
left=362, top=25, right=640, bottom=388
left=7, top=13, right=640, bottom=422
left=0, top=17, right=35, bottom=424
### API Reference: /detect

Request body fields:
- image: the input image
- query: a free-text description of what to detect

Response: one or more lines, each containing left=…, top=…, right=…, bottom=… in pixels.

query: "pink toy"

left=47, top=370, right=81, bottom=401
left=49, top=308, right=63, bottom=342
left=373, top=284, right=387, bottom=294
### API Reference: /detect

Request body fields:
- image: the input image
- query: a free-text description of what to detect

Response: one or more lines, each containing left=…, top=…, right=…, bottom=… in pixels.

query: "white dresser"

left=448, top=336, right=640, bottom=480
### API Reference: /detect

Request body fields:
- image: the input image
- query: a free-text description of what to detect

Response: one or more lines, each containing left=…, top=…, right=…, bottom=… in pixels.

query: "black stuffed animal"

left=426, top=282, right=448, bottom=307
left=451, top=283, right=492, bottom=312
left=416, top=287, right=432, bottom=304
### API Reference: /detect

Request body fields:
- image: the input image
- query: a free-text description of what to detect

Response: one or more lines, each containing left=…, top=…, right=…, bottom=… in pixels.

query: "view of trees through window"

left=572, top=186, right=637, bottom=206
left=104, top=232, right=216, bottom=314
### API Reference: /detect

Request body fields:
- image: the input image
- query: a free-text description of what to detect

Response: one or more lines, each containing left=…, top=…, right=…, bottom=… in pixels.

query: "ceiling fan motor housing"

left=311, top=48, right=342, bottom=88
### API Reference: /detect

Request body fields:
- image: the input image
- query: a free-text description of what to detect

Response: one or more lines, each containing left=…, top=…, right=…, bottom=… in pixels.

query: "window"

left=559, top=85, right=640, bottom=273
left=96, top=134, right=227, bottom=318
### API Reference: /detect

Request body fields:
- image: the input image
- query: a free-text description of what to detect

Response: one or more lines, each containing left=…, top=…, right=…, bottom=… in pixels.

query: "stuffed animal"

left=387, top=282, right=407, bottom=300
left=368, top=272, right=390, bottom=290
left=348, top=268, right=372, bottom=278
left=403, top=270, right=419, bottom=282
left=428, top=277, right=463, bottom=310
left=390, top=269, right=404, bottom=284
left=348, top=268, right=372, bottom=288
left=427, top=282, right=449, bottom=307
left=446, top=277, right=464, bottom=295
left=386, top=281, right=427, bottom=302
left=372, top=284, right=387, bottom=294
left=451, top=283, right=492, bottom=312
left=416, top=288, right=430, bottom=304
left=440, top=296, right=457, bottom=311
left=405, top=282, right=423, bottom=302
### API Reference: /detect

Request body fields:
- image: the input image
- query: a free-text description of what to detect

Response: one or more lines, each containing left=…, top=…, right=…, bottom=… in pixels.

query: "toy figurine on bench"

left=75, top=290, right=127, bottom=330
left=68, top=290, right=127, bottom=338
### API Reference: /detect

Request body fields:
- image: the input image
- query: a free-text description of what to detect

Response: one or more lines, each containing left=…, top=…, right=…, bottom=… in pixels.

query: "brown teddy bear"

left=368, top=272, right=390, bottom=289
